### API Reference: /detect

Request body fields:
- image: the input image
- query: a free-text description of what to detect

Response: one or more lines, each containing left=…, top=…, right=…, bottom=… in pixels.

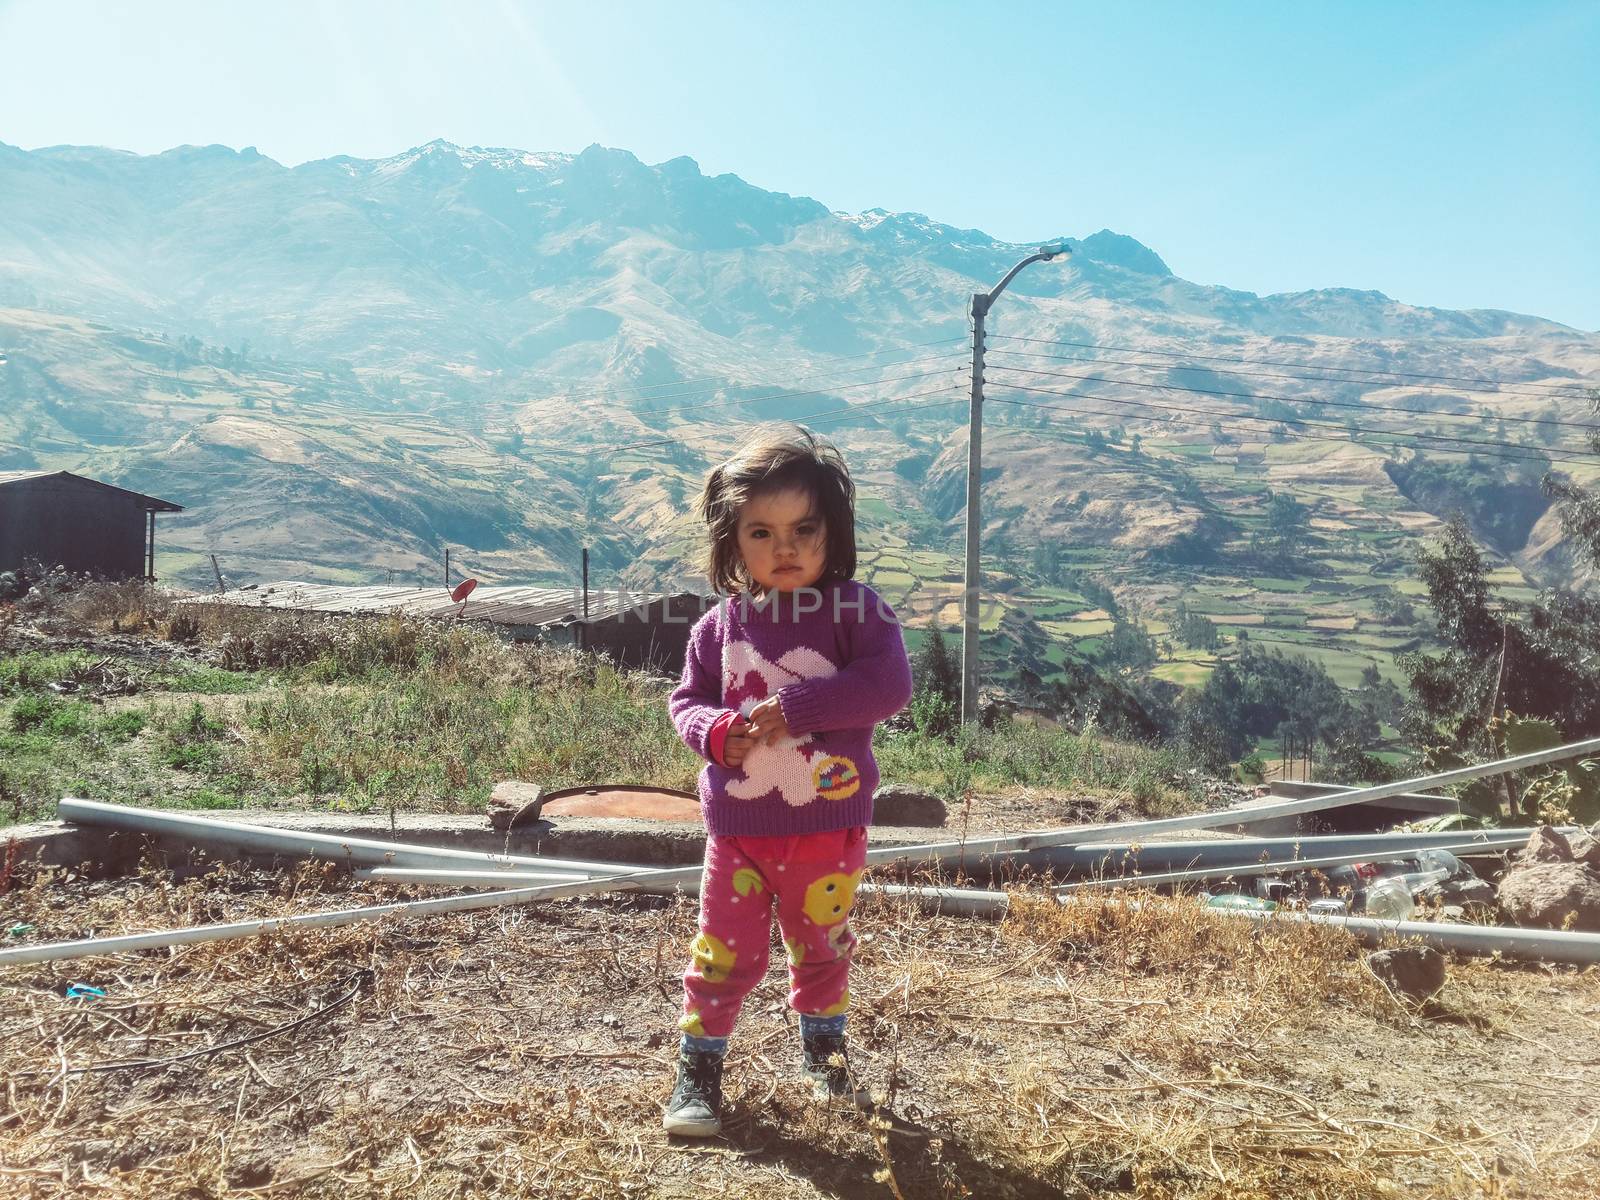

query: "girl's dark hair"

left=699, top=424, right=856, bottom=594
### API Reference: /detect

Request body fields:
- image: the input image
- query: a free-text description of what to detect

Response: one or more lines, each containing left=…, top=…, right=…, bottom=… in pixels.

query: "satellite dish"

left=451, top=578, right=478, bottom=603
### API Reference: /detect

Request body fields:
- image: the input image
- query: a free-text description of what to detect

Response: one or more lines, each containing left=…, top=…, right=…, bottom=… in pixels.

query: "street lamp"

left=960, top=241, right=1072, bottom=726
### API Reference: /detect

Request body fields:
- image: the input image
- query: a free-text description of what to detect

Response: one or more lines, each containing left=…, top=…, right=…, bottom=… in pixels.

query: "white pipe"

left=357, top=867, right=620, bottom=886
left=0, top=862, right=707, bottom=967
left=880, top=735, right=1600, bottom=866
left=365, top=835, right=1522, bottom=909
left=0, top=840, right=949, bottom=967
left=356, top=868, right=1016, bottom=918
left=12, top=852, right=1600, bottom=967
left=55, top=798, right=631, bottom=876
left=1057, top=827, right=1551, bottom=870
left=1054, top=836, right=1526, bottom=893
left=354, top=867, right=594, bottom=885
left=1216, top=906, right=1600, bottom=965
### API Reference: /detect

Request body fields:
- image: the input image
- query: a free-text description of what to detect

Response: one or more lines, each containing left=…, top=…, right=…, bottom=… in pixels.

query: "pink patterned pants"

left=680, top=826, right=868, bottom=1040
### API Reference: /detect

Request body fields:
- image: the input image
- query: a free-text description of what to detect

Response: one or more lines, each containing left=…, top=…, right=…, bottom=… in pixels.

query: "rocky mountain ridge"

left=0, top=139, right=1595, bottom=637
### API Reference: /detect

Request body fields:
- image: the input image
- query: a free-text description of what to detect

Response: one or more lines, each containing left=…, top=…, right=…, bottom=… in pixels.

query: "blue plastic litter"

left=65, top=984, right=107, bottom=1000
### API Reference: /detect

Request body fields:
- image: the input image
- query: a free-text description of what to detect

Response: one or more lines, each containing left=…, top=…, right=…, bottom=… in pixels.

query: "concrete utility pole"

left=960, top=242, right=1072, bottom=726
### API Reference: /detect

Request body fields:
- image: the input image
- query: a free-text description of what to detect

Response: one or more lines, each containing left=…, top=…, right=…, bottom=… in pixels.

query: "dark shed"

left=0, top=471, right=185, bottom=581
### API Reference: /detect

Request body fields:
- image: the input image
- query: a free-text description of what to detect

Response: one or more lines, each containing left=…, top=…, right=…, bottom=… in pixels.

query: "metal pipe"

left=1054, top=828, right=1548, bottom=871
left=0, top=841, right=953, bottom=967
left=55, top=798, right=630, bottom=877
left=365, top=833, right=1522, bottom=909
left=1215, top=907, right=1600, bottom=965
left=311, top=870, right=1600, bottom=967
left=0, top=861, right=708, bottom=967
left=884, top=736, right=1600, bottom=867
left=357, top=868, right=1015, bottom=918
left=1054, top=836, right=1526, bottom=893
left=356, top=867, right=595, bottom=885
left=12, top=854, right=1599, bottom=968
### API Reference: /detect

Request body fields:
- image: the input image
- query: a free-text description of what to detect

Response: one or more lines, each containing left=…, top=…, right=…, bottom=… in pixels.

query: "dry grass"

left=3, top=861, right=1599, bottom=1199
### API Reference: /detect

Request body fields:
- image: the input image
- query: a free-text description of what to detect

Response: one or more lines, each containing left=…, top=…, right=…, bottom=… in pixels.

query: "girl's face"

left=735, top=486, right=827, bottom=594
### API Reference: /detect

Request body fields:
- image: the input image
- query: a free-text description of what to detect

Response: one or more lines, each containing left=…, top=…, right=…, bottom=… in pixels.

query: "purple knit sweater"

left=669, top=580, right=914, bottom=837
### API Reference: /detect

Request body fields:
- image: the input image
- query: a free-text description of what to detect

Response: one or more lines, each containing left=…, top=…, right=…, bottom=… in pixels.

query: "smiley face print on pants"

left=689, top=931, right=736, bottom=983
left=802, top=870, right=863, bottom=927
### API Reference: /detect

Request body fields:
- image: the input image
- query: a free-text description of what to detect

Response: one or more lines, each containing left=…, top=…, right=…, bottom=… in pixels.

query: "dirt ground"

left=2, top=863, right=1598, bottom=1200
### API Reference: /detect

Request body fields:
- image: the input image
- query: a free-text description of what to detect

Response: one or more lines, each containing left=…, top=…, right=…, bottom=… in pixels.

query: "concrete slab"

left=538, top=787, right=702, bottom=822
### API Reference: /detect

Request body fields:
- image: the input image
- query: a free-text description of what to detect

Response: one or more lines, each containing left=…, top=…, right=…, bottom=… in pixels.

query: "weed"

left=156, top=701, right=230, bottom=773
left=96, top=709, right=148, bottom=743
left=158, top=667, right=259, bottom=695
left=0, top=650, right=102, bottom=696
left=9, top=695, right=92, bottom=736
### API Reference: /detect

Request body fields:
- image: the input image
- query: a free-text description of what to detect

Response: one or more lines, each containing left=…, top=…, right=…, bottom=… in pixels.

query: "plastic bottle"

left=1416, top=848, right=1464, bottom=879
left=1397, top=864, right=1451, bottom=894
left=1204, top=893, right=1278, bottom=912
left=1361, top=876, right=1415, bottom=921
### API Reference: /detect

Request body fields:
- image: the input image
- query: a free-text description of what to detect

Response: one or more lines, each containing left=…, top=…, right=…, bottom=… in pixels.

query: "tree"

left=1030, top=540, right=1063, bottom=585
left=1178, top=644, right=1362, bottom=774
left=1173, top=599, right=1220, bottom=650
left=1544, top=389, right=1600, bottom=564
left=1266, top=492, right=1309, bottom=561
left=1100, top=612, right=1157, bottom=672
left=909, top=623, right=960, bottom=738
left=1398, top=514, right=1600, bottom=761
left=1372, top=589, right=1417, bottom=626
left=915, top=622, right=959, bottom=706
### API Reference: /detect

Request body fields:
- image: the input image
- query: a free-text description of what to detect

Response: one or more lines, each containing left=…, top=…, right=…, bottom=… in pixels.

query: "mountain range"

left=0, top=139, right=1596, bottom=677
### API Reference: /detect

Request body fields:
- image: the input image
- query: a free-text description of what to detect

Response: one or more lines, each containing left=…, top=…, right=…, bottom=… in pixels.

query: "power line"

left=985, top=347, right=1600, bottom=427
left=986, top=332, right=1593, bottom=398
left=985, top=361, right=1598, bottom=451
left=984, top=387, right=1593, bottom=469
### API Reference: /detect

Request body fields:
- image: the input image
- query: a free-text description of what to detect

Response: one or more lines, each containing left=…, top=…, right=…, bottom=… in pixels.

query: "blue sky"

left=2, top=0, right=1596, bottom=328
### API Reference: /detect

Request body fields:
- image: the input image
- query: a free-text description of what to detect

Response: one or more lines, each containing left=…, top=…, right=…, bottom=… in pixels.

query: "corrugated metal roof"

left=0, top=470, right=184, bottom=512
left=189, top=581, right=711, bottom=629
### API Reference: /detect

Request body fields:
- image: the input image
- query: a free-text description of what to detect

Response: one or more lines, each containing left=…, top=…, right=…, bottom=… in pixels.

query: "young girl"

left=664, top=425, right=913, bottom=1137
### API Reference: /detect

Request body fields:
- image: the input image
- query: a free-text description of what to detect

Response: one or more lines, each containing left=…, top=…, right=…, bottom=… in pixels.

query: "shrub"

left=0, top=651, right=103, bottom=696
left=10, top=695, right=92, bottom=736
left=157, top=702, right=230, bottom=772
left=97, top=710, right=148, bottom=743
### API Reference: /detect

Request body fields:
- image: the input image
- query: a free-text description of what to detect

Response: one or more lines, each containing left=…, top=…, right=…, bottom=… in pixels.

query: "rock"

left=1416, top=876, right=1497, bottom=910
left=1567, top=829, right=1600, bottom=869
left=487, top=782, right=545, bottom=831
left=1496, top=862, right=1600, bottom=930
left=1366, top=946, right=1446, bottom=1002
left=1437, top=905, right=1467, bottom=922
left=872, top=784, right=947, bottom=827
left=1521, top=825, right=1574, bottom=864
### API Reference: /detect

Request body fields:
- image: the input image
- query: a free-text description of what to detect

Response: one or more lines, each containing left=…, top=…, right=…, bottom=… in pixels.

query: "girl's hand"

left=722, top=716, right=756, bottom=767
left=746, top=697, right=792, bottom=745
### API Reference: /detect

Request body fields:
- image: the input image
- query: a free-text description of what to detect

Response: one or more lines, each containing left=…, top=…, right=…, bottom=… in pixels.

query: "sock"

left=799, top=1013, right=847, bottom=1039
left=681, top=1033, right=728, bottom=1056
